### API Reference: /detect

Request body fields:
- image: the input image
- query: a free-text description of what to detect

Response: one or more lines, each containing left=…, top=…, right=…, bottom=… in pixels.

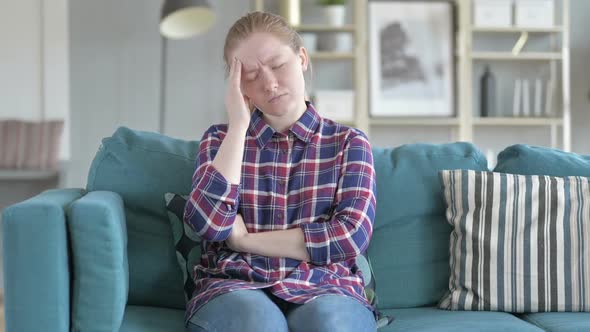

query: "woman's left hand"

left=227, top=214, right=249, bottom=252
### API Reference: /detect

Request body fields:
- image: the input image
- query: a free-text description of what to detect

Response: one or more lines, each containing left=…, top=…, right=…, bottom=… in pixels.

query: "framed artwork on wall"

left=368, top=1, right=455, bottom=117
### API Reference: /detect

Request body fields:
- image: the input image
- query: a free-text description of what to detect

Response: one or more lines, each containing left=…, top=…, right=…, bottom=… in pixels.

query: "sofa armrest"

left=66, top=191, right=129, bottom=332
left=2, top=188, right=85, bottom=332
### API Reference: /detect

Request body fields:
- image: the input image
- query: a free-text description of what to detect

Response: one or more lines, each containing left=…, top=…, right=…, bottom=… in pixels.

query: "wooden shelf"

left=370, top=117, right=460, bottom=126
left=471, top=26, right=563, bottom=33
left=473, top=117, right=563, bottom=126
left=294, top=24, right=355, bottom=33
left=0, top=169, right=59, bottom=180
left=310, top=52, right=355, bottom=60
left=471, top=52, right=562, bottom=60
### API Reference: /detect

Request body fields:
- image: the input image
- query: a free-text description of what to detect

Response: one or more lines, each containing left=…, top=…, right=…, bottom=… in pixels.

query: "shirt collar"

left=249, top=101, right=321, bottom=148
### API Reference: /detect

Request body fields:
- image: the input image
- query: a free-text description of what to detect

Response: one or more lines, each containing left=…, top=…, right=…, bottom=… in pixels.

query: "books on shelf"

left=534, top=78, right=543, bottom=117
left=512, top=78, right=555, bottom=118
left=512, top=79, right=522, bottom=117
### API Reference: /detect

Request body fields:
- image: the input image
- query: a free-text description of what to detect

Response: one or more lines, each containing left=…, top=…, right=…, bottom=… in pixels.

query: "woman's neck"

left=263, top=101, right=307, bottom=134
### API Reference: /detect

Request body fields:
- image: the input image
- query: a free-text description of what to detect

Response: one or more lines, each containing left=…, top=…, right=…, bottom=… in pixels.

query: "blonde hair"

left=223, top=11, right=313, bottom=97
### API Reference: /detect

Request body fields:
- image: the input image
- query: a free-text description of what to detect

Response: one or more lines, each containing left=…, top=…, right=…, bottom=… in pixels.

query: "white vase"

left=317, top=32, right=351, bottom=52
left=321, top=5, right=346, bottom=27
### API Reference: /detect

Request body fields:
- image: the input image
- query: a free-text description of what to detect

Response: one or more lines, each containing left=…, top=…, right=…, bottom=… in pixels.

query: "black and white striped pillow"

left=438, top=169, right=590, bottom=312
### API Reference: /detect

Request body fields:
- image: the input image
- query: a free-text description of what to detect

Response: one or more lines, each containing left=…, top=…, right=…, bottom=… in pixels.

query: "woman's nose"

left=262, top=71, right=278, bottom=93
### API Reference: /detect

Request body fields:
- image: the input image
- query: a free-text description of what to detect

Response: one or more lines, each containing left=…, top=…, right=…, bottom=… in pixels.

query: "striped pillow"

left=438, top=169, right=590, bottom=312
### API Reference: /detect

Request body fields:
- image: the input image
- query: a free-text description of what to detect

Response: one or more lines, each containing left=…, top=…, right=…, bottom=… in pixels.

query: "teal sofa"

left=3, top=126, right=590, bottom=332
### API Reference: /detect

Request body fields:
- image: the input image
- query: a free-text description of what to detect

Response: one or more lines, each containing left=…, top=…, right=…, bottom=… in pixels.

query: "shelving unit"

left=309, top=52, right=355, bottom=60
left=253, top=0, right=571, bottom=152
left=0, top=169, right=58, bottom=181
left=471, top=52, right=562, bottom=60
left=473, top=117, right=563, bottom=126
left=471, top=26, right=563, bottom=33
left=459, top=0, right=571, bottom=151
left=370, top=117, right=461, bottom=127
left=293, top=24, right=355, bottom=32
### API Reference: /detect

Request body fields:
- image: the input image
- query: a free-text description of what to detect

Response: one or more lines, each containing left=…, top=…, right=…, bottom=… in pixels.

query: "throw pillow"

left=164, top=193, right=201, bottom=303
left=438, top=169, right=590, bottom=312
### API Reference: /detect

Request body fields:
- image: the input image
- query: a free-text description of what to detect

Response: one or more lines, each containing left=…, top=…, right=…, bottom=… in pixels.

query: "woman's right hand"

left=225, top=57, right=252, bottom=131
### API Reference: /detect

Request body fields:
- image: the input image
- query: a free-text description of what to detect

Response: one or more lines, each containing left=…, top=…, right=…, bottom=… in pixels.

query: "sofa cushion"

left=519, top=312, right=590, bottom=332
left=164, top=193, right=201, bottom=303
left=438, top=169, right=590, bottom=312
left=87, top=126, right=200, bottom=309
left=378, top=307, right=543, bottom=331
left=370, top=143, right=488, bottom=309
left=494, top=144, right=590, bottom=177
left=119, top=306, right=185, bottom=332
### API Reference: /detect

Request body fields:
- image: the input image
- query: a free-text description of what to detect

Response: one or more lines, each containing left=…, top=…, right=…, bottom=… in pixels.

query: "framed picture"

left=368, top=1, right=455, bottom=117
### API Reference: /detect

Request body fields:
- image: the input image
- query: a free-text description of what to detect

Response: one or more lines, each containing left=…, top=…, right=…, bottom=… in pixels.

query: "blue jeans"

left=186, top=289, right=377, bottom=332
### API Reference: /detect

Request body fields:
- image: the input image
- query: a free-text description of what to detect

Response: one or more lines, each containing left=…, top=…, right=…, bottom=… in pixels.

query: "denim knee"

left=287, top=295, right=377, bottom=332
left=187, top=290, right=288, bottom=332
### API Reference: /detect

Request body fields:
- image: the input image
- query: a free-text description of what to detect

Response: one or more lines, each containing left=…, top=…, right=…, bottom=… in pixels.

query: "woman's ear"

left=299, top=47, right=309, bottom=72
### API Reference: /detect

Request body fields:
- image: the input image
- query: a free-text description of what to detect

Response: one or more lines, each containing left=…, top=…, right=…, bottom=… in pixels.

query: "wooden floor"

left=0, top=292, right=4, bottom=332
left=1, top=292, right=4, bottom=332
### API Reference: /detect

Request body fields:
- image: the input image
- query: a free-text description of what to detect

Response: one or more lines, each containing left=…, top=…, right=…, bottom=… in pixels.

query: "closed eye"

left=272, top=63, right=285, bottom=70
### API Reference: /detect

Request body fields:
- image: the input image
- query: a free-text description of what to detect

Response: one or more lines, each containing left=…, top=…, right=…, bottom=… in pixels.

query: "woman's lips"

left=268, top=93, right=286, bottom=104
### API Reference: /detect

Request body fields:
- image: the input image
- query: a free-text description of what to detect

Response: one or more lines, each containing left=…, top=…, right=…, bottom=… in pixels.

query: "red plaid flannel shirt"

left=184, top=103, right=376, bottom=323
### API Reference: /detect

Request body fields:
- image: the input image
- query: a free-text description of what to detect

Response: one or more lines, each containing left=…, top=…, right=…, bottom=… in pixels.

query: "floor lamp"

left=158, top=0, right=215, bottom=134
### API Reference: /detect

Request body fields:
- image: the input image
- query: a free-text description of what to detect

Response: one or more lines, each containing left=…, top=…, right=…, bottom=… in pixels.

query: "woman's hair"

left=223, top=11, right=303, bottom=75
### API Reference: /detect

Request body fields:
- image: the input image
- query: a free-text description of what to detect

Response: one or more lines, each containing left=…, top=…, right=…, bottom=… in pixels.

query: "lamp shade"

left=160, top=0, right=215, bottom=39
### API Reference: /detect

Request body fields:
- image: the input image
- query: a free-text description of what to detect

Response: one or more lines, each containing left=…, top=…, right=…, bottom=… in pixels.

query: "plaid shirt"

left=184, top=103, right=376, bottom=323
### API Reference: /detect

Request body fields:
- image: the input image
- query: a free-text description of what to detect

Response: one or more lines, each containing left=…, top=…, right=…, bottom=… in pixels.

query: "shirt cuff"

left=198, top=165, right=240, bottom=208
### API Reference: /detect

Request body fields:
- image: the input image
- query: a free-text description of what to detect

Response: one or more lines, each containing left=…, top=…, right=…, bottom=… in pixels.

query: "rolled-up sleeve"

left=184, top=125, right=240, bottom=242
left=299, top=132, right=376, bottom=266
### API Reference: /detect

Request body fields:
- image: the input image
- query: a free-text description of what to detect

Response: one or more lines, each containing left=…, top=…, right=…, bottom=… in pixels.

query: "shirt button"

left=277, top=212, right=283, bottom=219
left=281, top=149, right=288, bottom=154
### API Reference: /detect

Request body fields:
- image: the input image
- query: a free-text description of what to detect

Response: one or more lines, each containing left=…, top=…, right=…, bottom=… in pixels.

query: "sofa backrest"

left=494, top=144, right=590, bottom=177
left=86, top=127, right=491, bottom=310
left=369, top=143, right=489, bottom=309
left=87, top=127, right=199, bottom=309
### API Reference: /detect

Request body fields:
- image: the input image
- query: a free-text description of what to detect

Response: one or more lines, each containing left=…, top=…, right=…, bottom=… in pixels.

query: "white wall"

left=0, top=1, right=43, bottom=121
left=569, top=0, right=590, bottom=154
left=67, top=0, right=161, bottom=188
left=66, top=0, right=250, bottom=188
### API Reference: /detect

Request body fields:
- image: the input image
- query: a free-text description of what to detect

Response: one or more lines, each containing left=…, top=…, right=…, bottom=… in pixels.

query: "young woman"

left=184, top=11, right=377, bottom=332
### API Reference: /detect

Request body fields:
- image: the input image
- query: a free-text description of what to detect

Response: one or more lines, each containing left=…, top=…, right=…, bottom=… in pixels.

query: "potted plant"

left=318, top=0, right=347, bottom=27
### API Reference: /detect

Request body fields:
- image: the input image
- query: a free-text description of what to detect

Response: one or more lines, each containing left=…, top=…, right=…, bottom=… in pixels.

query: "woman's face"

left=231, top=32, right=308, bottom=118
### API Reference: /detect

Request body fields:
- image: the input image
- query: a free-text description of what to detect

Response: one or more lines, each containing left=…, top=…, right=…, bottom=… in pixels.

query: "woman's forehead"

left=234, top=33, right=292, bottom=68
